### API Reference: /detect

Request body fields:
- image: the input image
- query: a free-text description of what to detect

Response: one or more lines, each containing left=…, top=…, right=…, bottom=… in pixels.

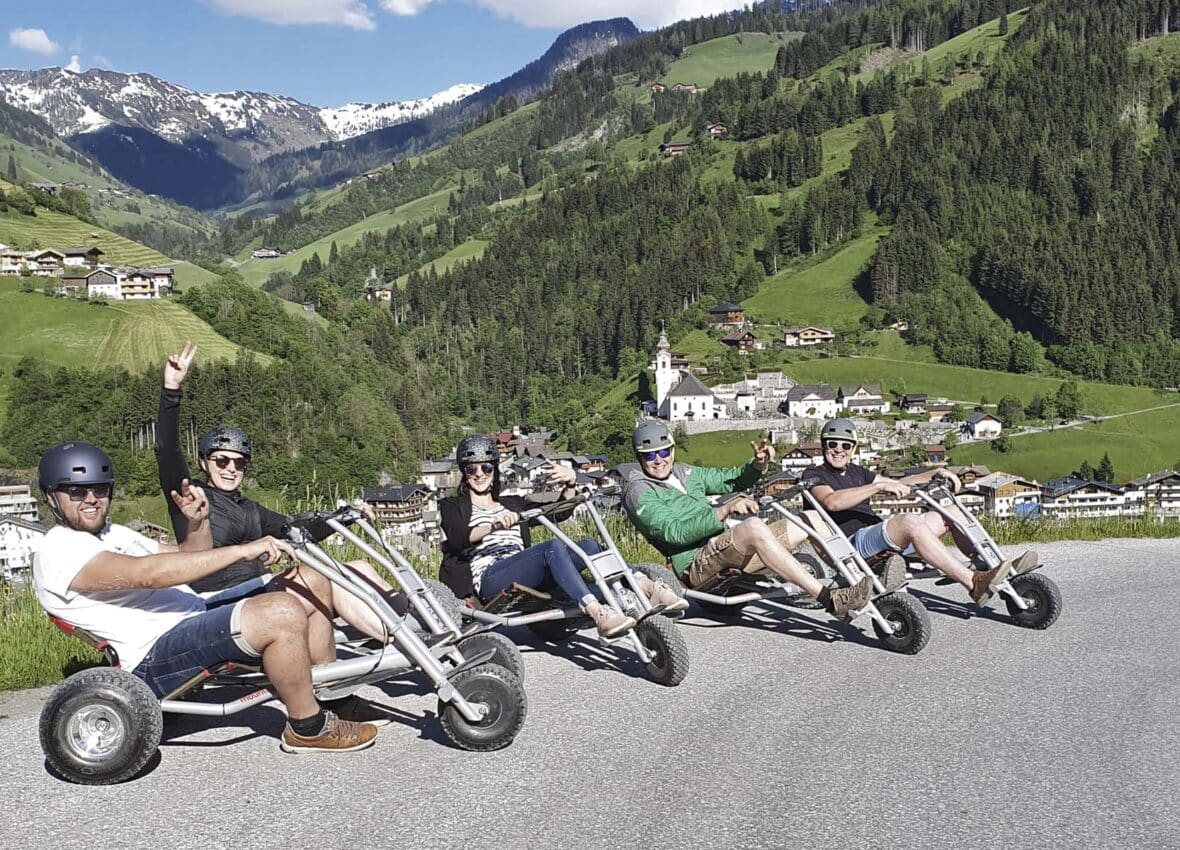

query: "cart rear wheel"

left=870, top=593, right=931, bottom=655
left=457, top=631, right=525, bottom=682
left=630, top=563, right=686, bottom=601
left=786, top=544, right=831, bottom=610
left=439, top=663, right=526, bottom=752
left=635, top=615, right=690, bottom=686
left=1004, top=572, right=1062, bottom=630
left=423, top=578, right=468, bottom=629
left=39, top=668, right=162, bottom=785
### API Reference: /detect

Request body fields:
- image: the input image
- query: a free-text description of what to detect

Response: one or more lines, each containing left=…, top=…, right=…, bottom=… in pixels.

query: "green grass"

left=236, top=185, right=458, bottom=287
left=784, top=356, right=1174, bottom=415
left=0, top=208, right=171, bottom=267
left=0, top=585, right=101, bottom=691
left=918, top=8, right=1028, bottom=70
left=673, top=329, right=727, bottom=358
left=660, top=32, right=801, bottom=89
left=1132, top=31, right=1180, bottom=71
left=780, top=113, right=897, bottom=204
left=952, top=405, right=1180, bottom=483
left=742, top=222, right=888, bottom=328
left=0, top=280, right=269, bottom=372
left=393, top=238, right=489, bottom=288
left=866, top=330, right=937, bottom=363
left=676, top=428, right=764, bottom=467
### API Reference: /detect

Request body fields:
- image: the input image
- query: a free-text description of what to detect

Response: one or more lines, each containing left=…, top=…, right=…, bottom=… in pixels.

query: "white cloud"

left=65, top=54, right=82, bottom=72
left=92, top=54, right=115, bottom=70
left=381, top=0, right=435, bottom=14
left=9, top=27, right=62, bottom=56
left=206, top=0, right=377, bottom=31
left=475, top=1, right=745, bottom=29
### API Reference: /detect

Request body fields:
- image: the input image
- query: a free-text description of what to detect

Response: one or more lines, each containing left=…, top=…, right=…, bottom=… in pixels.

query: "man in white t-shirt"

left=33, top=441, right=379, bottom=754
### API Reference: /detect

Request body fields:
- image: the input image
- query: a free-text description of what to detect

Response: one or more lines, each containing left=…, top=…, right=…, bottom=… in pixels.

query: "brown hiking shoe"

left=646, top=580, right=690, bottom=614
left=280, top=711, right=378, bottom=754
left=828, top=576, right=873, bottom=620
left=969, top=560, right=1013, bottom=606
left=1012, top=550, right=1039, bottom=575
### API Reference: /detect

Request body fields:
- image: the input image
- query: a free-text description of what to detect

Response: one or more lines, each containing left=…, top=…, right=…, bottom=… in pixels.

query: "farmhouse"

left=671, top=82, right=698, bottom=93
left=708, top=301, right=745, bottom=328
left=418, top=459, right=459, bottom=492
left=780, top=442, right=824, bottom=470
left=251, top=247, right=282, bottom=259
left=705, top=122, right=729, bottom=137
left=365, top=285, right=394, bottom=302
left=899, top=393, right=928, bottom=414
left=785, top=384, right=838, bottom=419
left=721, top=329, right=762, bottom=354
left=782, top=326, right=835, bottom=347
left=964, top=412, right=1003, bottom=439
left=24, top=249, right=64, bottom=276
left=1, top=249, right=27, bottom=275
left=659, top=140, right=693, bottom=157
left=61, top=246, right=105, bottom=268
left=838, top=384, right=889, bottom=415
left=926, top=400, right=955, bottom=422
left=62, top=267, right=120, bottom=299
left=650, top=82, right=667, bottom=93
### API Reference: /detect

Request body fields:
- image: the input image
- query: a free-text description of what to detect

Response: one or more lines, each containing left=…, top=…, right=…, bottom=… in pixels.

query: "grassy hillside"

left=661, top=32, right=801, bottom=88
left=0, top=278, right=268, bottom=372
left=743, top=222, right=888, bottom=328
left=237, top=185, right=457, bottom=287
left=952, top=405, right=1180, bottom=483
left=394, top=238, right=489, bottom=287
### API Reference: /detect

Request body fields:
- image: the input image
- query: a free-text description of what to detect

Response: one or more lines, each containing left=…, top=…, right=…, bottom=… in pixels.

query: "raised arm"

left=156, top=341, right=197, bottom=541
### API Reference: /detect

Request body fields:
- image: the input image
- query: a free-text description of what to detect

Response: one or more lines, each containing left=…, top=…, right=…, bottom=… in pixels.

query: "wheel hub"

left=66, top=704, right=126, bottom=760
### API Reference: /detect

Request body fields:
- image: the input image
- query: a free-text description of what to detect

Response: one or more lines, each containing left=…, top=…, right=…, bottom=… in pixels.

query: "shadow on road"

left=910, top=587, right=1013, bottom=625
left=675, top=601, right=882, bottom=650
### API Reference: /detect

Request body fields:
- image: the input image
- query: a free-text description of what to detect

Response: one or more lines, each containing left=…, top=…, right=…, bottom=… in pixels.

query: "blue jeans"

left=851, top=521, right=917, bottom=561
left=132, top=579, right=270, bottom=697
left=479, top=538, right=603, bottom=603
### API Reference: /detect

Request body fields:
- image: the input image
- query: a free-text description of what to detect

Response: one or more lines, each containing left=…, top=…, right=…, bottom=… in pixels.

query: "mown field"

left=0, top=279, right=266, bottom=372
left=236, top=186, right=458, bottom=286
left=0, top=207, right=167, bottom=266
left=742, top=222, right=888, bottom=328
left=953, top=405, right=1180, bottom=483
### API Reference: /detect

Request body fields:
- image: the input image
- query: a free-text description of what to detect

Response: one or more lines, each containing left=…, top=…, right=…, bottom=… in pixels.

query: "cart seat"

left=48, top=614, right=120, bottom=668
left=690, top=568, right=748, bottom=595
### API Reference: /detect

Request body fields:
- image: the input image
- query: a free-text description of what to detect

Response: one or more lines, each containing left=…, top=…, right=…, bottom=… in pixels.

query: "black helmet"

left=38, top=442, right=115, bottom=524
left=820, top=418, right=859, bottom=445
left=633, top=420, right=675, bottom=454
left=456, top=434, right=497, bottom=465
left=38, top=441, right=116, bottom=497
left=198, top=425, right=252, bottom=459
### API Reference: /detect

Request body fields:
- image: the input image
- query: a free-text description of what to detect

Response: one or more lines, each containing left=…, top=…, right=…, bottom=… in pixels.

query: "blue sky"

left=2, top=0, right=743, bottom=106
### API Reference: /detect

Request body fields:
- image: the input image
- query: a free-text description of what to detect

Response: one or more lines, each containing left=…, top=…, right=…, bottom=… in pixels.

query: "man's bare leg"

left=728, top=518, right=824, bottom=597
left=883, top=513, right=974, bottom=588
left=238, top=593, right=319, bottom=719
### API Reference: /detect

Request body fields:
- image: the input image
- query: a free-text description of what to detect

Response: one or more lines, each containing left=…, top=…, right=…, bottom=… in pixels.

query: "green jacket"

left=621, top=458, right=764, bottom=576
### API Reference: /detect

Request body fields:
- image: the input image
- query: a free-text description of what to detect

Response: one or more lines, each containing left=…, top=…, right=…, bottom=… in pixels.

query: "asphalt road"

left=1, top=538, right=1177, bottom=849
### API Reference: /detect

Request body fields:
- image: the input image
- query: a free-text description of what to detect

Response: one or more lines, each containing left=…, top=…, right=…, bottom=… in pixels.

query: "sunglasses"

left=211, top=456, right=249, bottom=471
left=640, top=447, right=673, bottom=462
left=60, top=483, right=112, bottom=501
left=462, top=462, right=496, bottom=476
left=824, top=440, right=856, bottom=452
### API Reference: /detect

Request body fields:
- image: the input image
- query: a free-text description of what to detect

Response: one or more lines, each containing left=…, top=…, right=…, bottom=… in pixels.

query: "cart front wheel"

left=1004, top=572, right=1062, bottom=630
left=439, top=663, right=527, bottom=752
left=39, top=668, right=162, bottom=785
left=870, top=593, right=932, bottom=655
left=635, top=615, right=690, bottom=686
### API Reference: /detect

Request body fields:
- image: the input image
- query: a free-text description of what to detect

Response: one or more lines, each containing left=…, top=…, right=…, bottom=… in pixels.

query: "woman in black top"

left=438, top=435, right=685, bottom=637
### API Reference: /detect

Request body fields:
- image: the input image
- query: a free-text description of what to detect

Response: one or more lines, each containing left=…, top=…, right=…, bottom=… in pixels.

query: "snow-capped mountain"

left=319, top=83, right=483, bottom=140
left=0, top=67, right=483, bottom=160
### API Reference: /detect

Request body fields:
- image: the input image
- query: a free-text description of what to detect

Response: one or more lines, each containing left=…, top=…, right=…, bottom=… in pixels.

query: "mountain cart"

left=458, top=491, right=690, bottom=687
left=634, top=484, right=933, bottom=655
left=892, top=481, right=1063, bottom=630
left=38, top=506, right=528, bottom=786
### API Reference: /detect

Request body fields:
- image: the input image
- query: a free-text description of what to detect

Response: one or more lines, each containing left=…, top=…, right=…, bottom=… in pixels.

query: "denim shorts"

left=851, top=521, right=917, bottom=561
left=132, top=578, right=270, bottom=697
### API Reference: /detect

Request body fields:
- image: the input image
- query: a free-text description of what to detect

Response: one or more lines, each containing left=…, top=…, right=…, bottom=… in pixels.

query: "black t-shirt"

left=801, top=462, right=882, bottom=535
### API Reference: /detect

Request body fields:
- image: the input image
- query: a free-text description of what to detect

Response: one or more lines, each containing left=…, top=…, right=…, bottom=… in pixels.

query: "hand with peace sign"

left=751, top=438, right=775, bottom=472
left=164, top=340, right=197, bottom=390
